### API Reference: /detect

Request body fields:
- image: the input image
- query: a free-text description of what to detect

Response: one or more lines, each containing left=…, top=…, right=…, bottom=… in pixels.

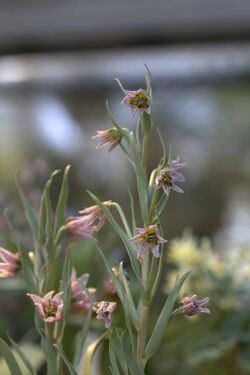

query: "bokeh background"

left=0, top=1, right=250, bottom=374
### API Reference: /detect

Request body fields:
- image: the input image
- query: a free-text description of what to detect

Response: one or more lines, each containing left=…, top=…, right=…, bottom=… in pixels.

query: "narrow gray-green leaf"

left=61, top=252, right=72, bottom=321
left=145, top=271, right=191, bottom=360
left=120, top=263, right=139, bottom=330
left=54, top=345, right=78, bottom=375
left=156, top=193, right=169, bottom=217
left=111, top=332, right=129, bottom=375
left=7, top=334, right=36, bottom=375
left=39, top=170, right=60, bottom=246
left=94, top=241, right=123, bottom=297
left=15, top=170, right=39, bottom=242
left=0, top=338, right=23, bottom=375
left=144, top=63, right=152, bottom=98
left=130, top=133, right=148, bottom=223
left=122, top=336, right=144, bottom=375
left=106, top=100, right=123, bottom=132
left=168, top=144, right=173, bottom=165
left=54, top=165, right=71, bottom=238
left=109, top=342, right=120, bottom=375
left=4, top=209, right=37, bottom=292
left=88, top=191, right=141, bottom=281
left=94, top=242, right=138, bottom=329
left=125, top=178, right=137, bottom=234
left=73, top=310, right=92, bottom=367
left=156, top=127, right=167, bottom=168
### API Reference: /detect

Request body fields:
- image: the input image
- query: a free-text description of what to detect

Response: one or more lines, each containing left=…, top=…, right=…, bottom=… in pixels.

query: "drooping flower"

left=71, top=268, right=96, bottom=314
left=92, top=127, right=123, bottom=152
left=0, top=247, right=20, bottom=278
left=95, top=301, right=117, bottom=329
left=27, top=291, right=64, bottom=323
left=66, top=202, right=111, bottom=240
left=130, top=224, right=168, bottom=258
left=115, top=79, right=150, bottom=115
left=156, top=157, right=186, bottom=196
left=181, top=295, right=210, bottom=316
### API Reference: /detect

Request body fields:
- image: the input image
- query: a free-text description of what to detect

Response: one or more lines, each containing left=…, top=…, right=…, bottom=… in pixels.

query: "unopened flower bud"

left=181, top=295, right=210, bottom=316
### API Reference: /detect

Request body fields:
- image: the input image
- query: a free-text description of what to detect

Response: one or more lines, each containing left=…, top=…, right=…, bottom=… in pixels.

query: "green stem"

left=136, top=252, right=150, bottom=370
left=122, top=273, right=138, bottom=325
left=148, top=188, right=159, bottom=222
left=45, top=324, right=62, bottom=375
left=136, top=114, right=153, bottom=370
left=136, top=304, right=149, bottom=370
left=142, top=133, right=149, bottom=171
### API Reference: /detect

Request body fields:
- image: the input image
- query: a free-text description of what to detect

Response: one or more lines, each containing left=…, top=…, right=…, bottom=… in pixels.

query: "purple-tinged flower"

left=92, top=127, right=123, bottom=152
left=66, top=202, right=111, bottom=240
left=115, top=79, right=150, bottom=115
left=156, top=157, right=187, bottom=196
left=27, top=291, right=64, bottom=323
left=0, top=247, right=20, bottom=278
left=181, top=295, right=210, bottom=316
left=130, top=225, right=168, bottom=258
left=102, top=277, right=116, bottom=296
left=71, top=268, right=96, bottom=314
left=95, top=301, right=117, bottom=329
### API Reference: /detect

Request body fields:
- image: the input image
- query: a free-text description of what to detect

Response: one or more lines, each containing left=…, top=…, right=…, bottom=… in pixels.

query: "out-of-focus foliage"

left=150, top=231, right=250, bottom=374
left=0, top=342, right=44, bottom=375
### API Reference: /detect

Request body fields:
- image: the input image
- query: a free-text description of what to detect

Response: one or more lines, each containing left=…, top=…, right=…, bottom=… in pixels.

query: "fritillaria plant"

left=0, top=69, right=210, bottom=375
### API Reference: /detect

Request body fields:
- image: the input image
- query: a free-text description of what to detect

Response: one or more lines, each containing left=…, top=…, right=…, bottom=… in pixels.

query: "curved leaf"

left=0, top=338, right=23, bottom=375
left=88, top=191, right=141, bottom=281
left=15, top=170, right=39, bottom=242
left=145, top=271, right=191, bottom=360
left=54, top=165, right=71, bottom=238
left=54, top=345, right=78, bottom=375
left=82, top=333, right=108, bottom=375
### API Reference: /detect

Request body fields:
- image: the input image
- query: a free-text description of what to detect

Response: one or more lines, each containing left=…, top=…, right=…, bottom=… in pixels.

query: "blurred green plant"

left=150, top=231, right=250, bottom=374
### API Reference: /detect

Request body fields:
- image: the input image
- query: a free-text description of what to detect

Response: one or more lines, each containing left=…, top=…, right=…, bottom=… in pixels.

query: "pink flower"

left=156, top=157, right=186, bottom=196
left=181, top=295, right=210, bottom=316
left=102, top=277, right=116, bottom=296
left=95, top=301, right=117, bottom=328
left=0, top=247, right=20, bottom=278
left=71, top=268, right=96, bottom=314
left=27, top=291, right=64, bottom=323
left=130, top=225, right=168, bottom=258
left=92, top=128, right=123, bottom=152
left=66, top=202, right=111, bottom=240
left=115, top=79, right=150, bottom=115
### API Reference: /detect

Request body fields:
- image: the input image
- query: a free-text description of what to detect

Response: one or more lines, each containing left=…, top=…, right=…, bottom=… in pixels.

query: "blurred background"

left=0, top=1, right=250, bottom=374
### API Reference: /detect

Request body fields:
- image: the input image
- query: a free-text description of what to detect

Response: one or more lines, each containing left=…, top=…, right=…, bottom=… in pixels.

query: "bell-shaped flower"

left=71, top=268, right=95, bottom=314
left=66, top=202, right=111, bottom=240
left=0, top=247, right=20, bottom=278
left=94, top=301, right=117, bottom=329
left=27, top=291, right=64, bottom=323
left=130, top=224, right=167, bottom=258
left=92, top=127, right=123, bottom=152
left=156, top=157, right=186, bottom=196
left=115, top=78, right=150, bottom=115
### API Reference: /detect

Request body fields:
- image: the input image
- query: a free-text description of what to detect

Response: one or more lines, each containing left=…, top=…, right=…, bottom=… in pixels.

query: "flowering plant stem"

left=136, top=115, right=152, bottom=370
left=0, top=70, right=208, bottom=375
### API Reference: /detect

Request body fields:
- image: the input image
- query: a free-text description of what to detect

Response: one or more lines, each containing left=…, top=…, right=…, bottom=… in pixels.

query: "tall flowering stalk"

left=83, top=69, right=210, bottom=374
left=0, top=70, right=210, bottom=375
